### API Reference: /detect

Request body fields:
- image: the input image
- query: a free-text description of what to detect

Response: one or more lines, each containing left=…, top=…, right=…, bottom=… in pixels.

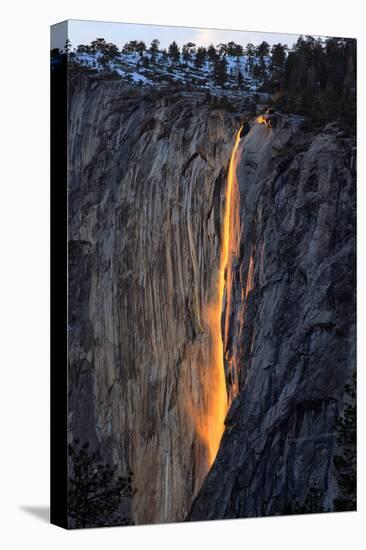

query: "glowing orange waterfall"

left=201, top=126, right=243, bottom=466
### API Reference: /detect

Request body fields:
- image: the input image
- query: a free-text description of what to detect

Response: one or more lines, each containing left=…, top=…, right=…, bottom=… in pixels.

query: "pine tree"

left=76, top=44, right=90, bottom=54
left=182, top=42, right=196, bottom=62
left=244, top=43, right=256, bottom=72
left=207, top=44, right=218, bottom=62
left=136, top=41, right=146, bottom=57
left=226, top=41, right=236, bottom=56
left=234, top=44, right=244, bottom=59
left=90, top=38, right=107, bottom=54
left=282, top=484, right=327, bottom=515
left=105, top=43, right=119, bottom=59
left=217, top=43, right=227, bottom=56
left=256, top=40, right=270, bottom=78
left=64, top=38, right=72, bottom=55
left=168, top=41, right=180, bottom=63
left=257, top=40, right=270, bottom=59
left=213, top=57, right=228, bottom=87
left=333, top=371, right=356, bottom=511
left=68, top=440, right=134, bottom=528
left=195, top=46, right=207, bottom=68
left=149, top=39, right=160, bottom=63
left=271, top=43, right=287, bottom=86
left=224, top=41, right=243, bottom=58
left=297, top=485, right=327, bottom=514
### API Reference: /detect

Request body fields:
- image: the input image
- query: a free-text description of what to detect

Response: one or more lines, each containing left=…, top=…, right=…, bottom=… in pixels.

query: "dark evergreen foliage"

left=195, top=46, right=207, bottom=68
left=226, top=41, right=243, bottom=58
left=149, top=39, right=160, bottom=63
left=213, top=57, right=228, bottom=87
left=244, top=43, right=256, bottom=70
left=68, top=440, right=134, bottom=528
left=282, top=484, right=327, bottom=515
left=267, top=36, right=356, bottom=128
left=333, top=371, right=357, bottom=511
left=207, top=43, right=219, bottom=62
left=59, top=34, right=356, bottom=131
left=136, top=41, right=146, bottom=57
left=168, top=41, right=180, bottom=63
left=182, top=42, right=196, bottom=62
left=64, top=38, right=72, bottom=55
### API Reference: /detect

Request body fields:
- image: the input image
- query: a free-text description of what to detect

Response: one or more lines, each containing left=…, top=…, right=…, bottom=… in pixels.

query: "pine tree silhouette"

left=281, top=483, right=327, bottom=515
left=68, top=440, right=134, bottom=528
left=333, top=371, right=356, bottom=511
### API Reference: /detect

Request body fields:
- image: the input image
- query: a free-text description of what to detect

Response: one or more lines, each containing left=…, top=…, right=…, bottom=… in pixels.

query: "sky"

left=51, top=19, right=321, bottom=52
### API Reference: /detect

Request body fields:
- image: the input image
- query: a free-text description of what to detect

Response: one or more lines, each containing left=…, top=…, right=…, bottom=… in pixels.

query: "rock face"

left=189, top=118, right=356, bottom=519
left=67, top=77, right=240, bottom=524
left=67, top=76, right=356, bottom=525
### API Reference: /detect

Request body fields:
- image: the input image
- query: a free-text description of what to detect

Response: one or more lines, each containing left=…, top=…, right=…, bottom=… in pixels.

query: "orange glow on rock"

left=200, top=127, right=243, bottom=467
left=256, top=114, right=272, bottom=128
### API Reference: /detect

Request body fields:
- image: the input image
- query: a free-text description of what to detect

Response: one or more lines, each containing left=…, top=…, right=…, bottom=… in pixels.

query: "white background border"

left=0, top=1, right=363, bottom=549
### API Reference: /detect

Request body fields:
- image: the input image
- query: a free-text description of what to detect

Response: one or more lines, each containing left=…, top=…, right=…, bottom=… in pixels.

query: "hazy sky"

left=51, top=19, right=315, bottom=51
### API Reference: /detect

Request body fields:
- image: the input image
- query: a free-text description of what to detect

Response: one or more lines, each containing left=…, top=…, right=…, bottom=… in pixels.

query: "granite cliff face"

left=67, top=77, right=241, bottom=524
left=189, top=118, right=356, bottom=519
left=67, top=76, right=355, bottom=525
